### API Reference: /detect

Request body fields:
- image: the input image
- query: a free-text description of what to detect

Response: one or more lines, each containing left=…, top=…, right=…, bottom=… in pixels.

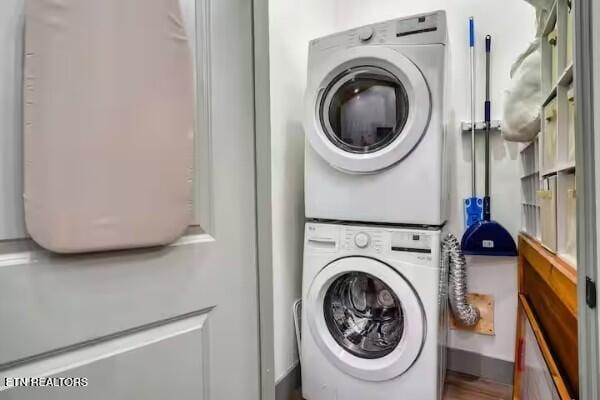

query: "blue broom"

left=461, top=35, right=517, bottom=256
left=464, top=17, right=483, bottom=229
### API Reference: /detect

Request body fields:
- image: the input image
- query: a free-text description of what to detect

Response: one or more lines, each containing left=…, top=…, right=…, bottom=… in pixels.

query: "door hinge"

left=586, top=277, right=597, bottom=309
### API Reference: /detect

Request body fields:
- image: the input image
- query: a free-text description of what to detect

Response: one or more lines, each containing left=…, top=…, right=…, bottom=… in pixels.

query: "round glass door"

left=320, top=66, right=409, bottom=154
left=305, top=256, right=425, bottom=381
left=324, top=271, right=404, bottom=359
left=304, top=47, right=431, bottom=173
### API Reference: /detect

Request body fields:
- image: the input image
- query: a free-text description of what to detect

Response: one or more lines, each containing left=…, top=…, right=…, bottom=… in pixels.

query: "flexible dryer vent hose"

left=443, top=234, right=481, bottom=327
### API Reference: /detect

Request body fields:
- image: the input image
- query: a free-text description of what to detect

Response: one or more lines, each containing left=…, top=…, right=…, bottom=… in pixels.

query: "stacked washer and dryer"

left=301, top=11, right=450, bottom=400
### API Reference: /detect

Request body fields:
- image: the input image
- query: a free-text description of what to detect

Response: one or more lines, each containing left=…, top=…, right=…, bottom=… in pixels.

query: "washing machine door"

left=305, top=46, right=431, bottom=173
left=306, top=256, right=426, bottom=381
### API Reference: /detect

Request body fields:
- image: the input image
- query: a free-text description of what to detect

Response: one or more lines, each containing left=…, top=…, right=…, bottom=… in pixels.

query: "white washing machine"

left=304, top=11, right=448, bottom=226
left=301, top=222, right=448, bottom=400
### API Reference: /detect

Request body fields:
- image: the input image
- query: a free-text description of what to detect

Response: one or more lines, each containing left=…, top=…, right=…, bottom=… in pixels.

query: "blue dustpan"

left=461, top=35, right=517, bottom=257
left=461, top=207, right=517, bottom=256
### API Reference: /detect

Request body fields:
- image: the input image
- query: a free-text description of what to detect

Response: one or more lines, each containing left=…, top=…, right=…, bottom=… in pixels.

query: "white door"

left=305, top=257, right=425, bottom=381
left=0, top=1, right=261, bottom=399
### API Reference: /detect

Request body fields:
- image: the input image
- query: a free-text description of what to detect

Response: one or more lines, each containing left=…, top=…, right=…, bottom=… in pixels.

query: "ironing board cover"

left=23, top=0, right=194, bottom=253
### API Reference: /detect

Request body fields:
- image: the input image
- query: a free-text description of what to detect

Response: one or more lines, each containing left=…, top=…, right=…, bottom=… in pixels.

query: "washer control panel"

left=342, top=227, right=384, bottom=253
left=307, top=223, right=439, bottom=267
left=390, top=231, right=432, bottom=254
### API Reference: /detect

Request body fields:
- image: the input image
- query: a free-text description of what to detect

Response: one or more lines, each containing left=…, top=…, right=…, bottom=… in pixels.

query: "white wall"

left=269, top=1, right=337, bottom=383
left=270, top=0, right=537, bottom=381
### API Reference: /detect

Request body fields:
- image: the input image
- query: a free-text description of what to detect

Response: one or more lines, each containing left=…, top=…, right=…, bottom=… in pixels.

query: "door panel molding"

left=1, top=313, right=212, bottom=400
left=0, top=230, right=214, bottom=270
left=1, top=311, right=211, bottom=387
left=0, top=240, right=229, bottom=365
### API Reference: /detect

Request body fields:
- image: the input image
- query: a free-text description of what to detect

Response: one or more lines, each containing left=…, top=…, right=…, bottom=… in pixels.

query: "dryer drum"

left=323, top=272, right=405, bottom=359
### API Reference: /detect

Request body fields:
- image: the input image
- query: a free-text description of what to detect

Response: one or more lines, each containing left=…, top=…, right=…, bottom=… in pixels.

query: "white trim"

left=191, top=0, right=215, bottom=234
left=171, top=232, right=215, bottom=246
left=252, top=0, right=276, bottom=398
left=575, top=0, right=600, bottom=397
left=274, top=360, right=300, bottom=385
left=0, top=252, right=33, bottom=268
left=0, top=232, right=214, bottom=268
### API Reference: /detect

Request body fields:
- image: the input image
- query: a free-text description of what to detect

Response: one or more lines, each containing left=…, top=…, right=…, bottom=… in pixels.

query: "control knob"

left=354, top=232, right=370, bottom=248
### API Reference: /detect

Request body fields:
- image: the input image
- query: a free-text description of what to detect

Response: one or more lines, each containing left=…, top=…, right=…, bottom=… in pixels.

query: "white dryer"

left=301, top=222, right=448, bottom=400
left=304, top=11, right=448, bottom=226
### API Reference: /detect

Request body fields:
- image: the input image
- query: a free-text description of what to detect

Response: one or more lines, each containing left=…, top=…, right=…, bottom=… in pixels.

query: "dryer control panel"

left=308, top=10, right=447, bottom=57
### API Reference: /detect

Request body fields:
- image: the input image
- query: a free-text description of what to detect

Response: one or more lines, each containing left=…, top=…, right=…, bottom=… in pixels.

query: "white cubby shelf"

left=520, top=0, right=577, bottom=269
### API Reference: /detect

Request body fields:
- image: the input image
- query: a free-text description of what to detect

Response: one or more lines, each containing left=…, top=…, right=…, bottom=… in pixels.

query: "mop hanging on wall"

left=23, top=0, right=194, bottom=253
left=461, top=35, right=517, bottom=257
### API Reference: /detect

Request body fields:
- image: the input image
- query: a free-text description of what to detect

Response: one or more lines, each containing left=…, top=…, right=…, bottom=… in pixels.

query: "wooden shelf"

left=516, top=233, right=578, bottom=398
left=558, top=252, right=577, bottom=270
left=519, top=234, right=577, bottom=296
left=514, top=294, right=573, bottom=400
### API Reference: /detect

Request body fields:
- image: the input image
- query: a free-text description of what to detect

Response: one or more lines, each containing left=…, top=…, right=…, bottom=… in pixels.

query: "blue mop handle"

left=469, top=17, right=476, bottom=197
left=469, top=18, right=475, bottom=47
left=484, top=35, right=492, bottom=221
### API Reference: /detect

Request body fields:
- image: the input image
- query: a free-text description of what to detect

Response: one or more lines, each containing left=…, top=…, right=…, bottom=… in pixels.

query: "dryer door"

left=306, top=256, right=426, bottom=381
left=305, top=47, right=431, bottom=173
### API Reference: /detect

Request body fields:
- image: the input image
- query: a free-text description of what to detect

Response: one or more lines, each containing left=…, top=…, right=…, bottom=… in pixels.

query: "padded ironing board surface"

left=23, top=0, right=194, bottom=253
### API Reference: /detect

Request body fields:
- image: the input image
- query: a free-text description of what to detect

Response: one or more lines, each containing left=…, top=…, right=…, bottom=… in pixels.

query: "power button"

left=354, top=232, right=370, bottom=248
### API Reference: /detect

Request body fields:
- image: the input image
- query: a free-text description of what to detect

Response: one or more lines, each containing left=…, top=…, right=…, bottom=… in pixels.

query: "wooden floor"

left=291, top=371, right=512, bottom=400
left=444, top=372, right=512, bottom=400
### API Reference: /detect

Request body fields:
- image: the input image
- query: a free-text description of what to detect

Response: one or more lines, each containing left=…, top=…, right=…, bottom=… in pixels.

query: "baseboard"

left=275, top=362, right=301, bottom=400
left=276, top=349, right=512, bottom=398
left=447, top=348, right=514, bottom=385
